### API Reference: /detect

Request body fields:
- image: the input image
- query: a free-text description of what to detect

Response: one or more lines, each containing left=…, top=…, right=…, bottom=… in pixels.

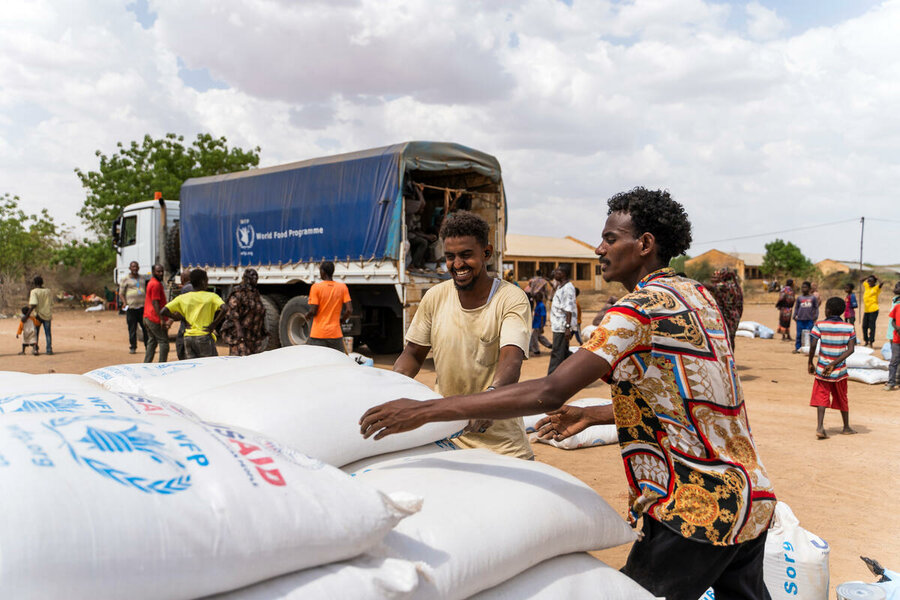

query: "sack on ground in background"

left=847, top=368, right=889, bottom=385
left=845, top=351, right=889, bottom=370
left=353, top=448, right=636, bottom=599
left=735, top=330, right=755, bottom=339
left=882, top=342, right=893, bottom=361
left=171, top=363, right=466, bottom=467
left=470, top=553, right=653, bottom=600
left=523, top=398, right=618, bottom=450
left=758, top=325, right=775, bottom=339
left=738, top=321, right=762, bottom=334
left=763, top=502, right=829, bottom=600
left=0, top=389, right=418, bottom=600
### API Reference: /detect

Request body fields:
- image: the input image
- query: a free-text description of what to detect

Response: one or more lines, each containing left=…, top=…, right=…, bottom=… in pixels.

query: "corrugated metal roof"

left=505, top=234, right=598, bottom=259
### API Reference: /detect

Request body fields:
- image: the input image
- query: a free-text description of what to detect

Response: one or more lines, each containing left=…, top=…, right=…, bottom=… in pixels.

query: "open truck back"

left=117, top=141, right=507, bottom=353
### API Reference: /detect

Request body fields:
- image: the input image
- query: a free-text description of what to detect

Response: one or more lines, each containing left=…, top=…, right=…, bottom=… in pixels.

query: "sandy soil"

left=2, top=297, right=898, bottom=594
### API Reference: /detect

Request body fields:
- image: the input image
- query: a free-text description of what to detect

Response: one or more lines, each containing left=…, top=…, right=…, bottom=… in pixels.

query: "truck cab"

left=111, top=199, right=180, bottom=286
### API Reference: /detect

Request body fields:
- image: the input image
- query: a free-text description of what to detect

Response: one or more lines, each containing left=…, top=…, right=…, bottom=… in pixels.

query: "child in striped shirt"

left=808, top=297, right=857, bottom=439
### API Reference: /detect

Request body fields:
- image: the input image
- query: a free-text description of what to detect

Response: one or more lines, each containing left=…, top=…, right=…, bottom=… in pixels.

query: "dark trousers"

left=889, top=342, right=900, bottom=385
left=862, top=311, right=878, bottom=345
left=547, top=331, right=571, bottom=374
left=183, top=334, right=218, bottom=359
left=175, top=321, right=187, bottom=360
left=622, top=517, right=770, bottom=600
left=307, top=337, right=346, bottom=353
left=530, top=329, right=552, bottom=354
left=35, top=319, right=52, bottom=353
left=143, top=317, right=169, bottom=363
left=126, top=308, right=147, bottom=351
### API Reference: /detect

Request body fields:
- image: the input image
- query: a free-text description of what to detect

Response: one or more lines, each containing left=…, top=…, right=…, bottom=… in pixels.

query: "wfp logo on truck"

left=236, top=219, right=255, bottom=251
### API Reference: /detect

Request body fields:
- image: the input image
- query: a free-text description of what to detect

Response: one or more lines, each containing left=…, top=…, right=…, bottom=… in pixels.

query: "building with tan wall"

left=684, top=249, right=765, bottom=281
left=504, top=234, right=600, bottom=290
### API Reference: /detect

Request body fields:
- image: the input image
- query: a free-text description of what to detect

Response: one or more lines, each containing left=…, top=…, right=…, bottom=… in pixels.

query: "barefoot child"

left=808, top=297, right=856, bottom=438
left=15, top=306, right=40, bottom=355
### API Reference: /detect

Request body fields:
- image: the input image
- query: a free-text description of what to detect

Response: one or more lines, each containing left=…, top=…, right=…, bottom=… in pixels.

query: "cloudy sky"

left=1, top=0, right=898, bottom=264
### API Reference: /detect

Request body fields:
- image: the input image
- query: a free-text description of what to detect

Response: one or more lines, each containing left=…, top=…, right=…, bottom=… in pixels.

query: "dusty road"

left=2, top=298, right=898, bottom=593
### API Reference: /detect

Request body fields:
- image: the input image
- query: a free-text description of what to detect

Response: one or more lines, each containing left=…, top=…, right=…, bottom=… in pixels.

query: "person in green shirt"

left=160, top=269, right=226, bottom=359
left=21, top=275, right=53, bottom=355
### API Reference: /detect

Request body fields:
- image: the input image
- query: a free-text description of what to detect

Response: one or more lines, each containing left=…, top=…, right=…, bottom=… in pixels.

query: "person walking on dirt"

left=548, top=265, right=576, bottom=375
left=388, top=210, right=534, bottom=460
left=306, top=261, right=352, bottom=353
left=21, top=275, right=53, bottom=355
left=362, top=188, right=775, bottom=599
left=776, top=279, right=795, bottom=341
left=792, top=281, right=819, bottom=353
left=119, top=261, right=147, bottom=355
left=142, top=264, right=170, bottom=363
left=861, top=275, right=883, bottom=347
left=221, top=268, right=268, bottom=356
left=160, top=269, right=226, bottom=359
left=808, top=297, right=857, bottom=438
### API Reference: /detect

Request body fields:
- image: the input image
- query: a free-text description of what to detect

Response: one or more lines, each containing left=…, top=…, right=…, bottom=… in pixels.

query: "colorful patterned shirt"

left=550, top=281, right=576, bottom=333
left=810, top=318, right=855, bottom=381
left=582, top=268, right=775, bottom=546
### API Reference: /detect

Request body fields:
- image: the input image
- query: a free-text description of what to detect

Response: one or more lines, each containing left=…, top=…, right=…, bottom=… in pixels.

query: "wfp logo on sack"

left=0, top=393, right=83, bottom=414
left=45, top=415, right=193, bottom=495
left=236, top=219, right=255, bottom=250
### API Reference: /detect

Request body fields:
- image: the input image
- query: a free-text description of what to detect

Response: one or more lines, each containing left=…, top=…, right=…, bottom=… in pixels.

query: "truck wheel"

left=260, top=295, right=282, bottom=350
left=363, top=309, right=403, bottom=354
left=165, top=223, right=180, bottom=272
left=269, top=293, right=290, bottom=309
left=279, top=295, right=311, bottom=347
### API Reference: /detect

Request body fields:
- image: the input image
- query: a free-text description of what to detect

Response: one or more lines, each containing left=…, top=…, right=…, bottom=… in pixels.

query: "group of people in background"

left=520, top=266, right=582, bottom=376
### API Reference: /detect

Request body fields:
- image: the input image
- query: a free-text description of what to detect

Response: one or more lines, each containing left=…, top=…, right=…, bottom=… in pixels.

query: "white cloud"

left=0, top=0, right=898, bottom=266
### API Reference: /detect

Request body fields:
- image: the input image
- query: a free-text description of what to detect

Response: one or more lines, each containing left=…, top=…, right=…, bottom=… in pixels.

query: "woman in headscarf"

left=221, top=268, right=268, bottom=356
left=709, top=268, right=744, bottom=353
left=775, top=279, right=795, bottom=341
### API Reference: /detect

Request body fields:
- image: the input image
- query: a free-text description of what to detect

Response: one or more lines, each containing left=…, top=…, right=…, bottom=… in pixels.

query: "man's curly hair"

left=439, top=210, right=490, bottom=247
left=606, top=187, right=692, bottom=264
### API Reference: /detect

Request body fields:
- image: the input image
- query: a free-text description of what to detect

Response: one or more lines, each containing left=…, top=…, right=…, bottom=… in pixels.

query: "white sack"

left=354, top=449, right=636, bottom=599
left=175, top=364, right=465, bottom=467
left=84, top=345, right=354, bottom=398
left=845, top=351, right=889, bottom=370
left=763, top=502, right=829, bottom=600
left=470, top=553, right=653, bottom=600
left=758, top=325, right=775, bottom=339
left=523, top=398, right=618, bottom=450
left=735, top=330, right=755, bottom=339
left=855, top=345, right=874, bottom=355
left=882, top=341, right=893, bottom=361
left=0, top=390, right=417, bottom=600
left=0, top=373, right=104, bottom=397
left=208, top=556, right=424, bottom=600
left=737, top=321, right=761, bottom=333
left=581, top=325, right=598, bottom=340
left=847, top=368, right=889, bottom=385
left=342, top=440, right=457, bottom=475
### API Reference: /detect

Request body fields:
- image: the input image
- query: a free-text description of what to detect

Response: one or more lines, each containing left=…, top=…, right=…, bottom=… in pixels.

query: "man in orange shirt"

left=307, top=261, right=352, bottom=352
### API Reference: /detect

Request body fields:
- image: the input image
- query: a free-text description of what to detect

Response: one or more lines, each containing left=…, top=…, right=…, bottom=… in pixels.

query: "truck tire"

left=269, top=293, right=290, bottom=309
left=260, top=295, right=282, bottom=350
left=165, top=223, right=180, bottom=272
left=363, top=309, right=404, bottom=354
left=279, top=295, right=312, bottom=347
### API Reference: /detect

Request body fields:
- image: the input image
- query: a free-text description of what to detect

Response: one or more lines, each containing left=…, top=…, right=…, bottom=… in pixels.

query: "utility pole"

left=858, top=216, right=865, bottom=325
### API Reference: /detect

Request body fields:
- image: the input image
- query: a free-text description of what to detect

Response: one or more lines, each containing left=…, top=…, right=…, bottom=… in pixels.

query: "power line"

left=867, top=217, right=900, bottom=224
left=694, top=217, right=859, bottom=245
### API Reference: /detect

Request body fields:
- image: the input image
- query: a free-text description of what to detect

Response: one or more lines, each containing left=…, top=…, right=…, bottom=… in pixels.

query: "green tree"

left=761, top=239, right=814, bottom=279
left=76, top=133, right=261, bottom=236
left=669, top=254, right=689, bottom=273
left=54, top=238, right=116, bottom=277
left=685, top=260, right=713, bottom=284
left=0, top=194, right=62, bottom=283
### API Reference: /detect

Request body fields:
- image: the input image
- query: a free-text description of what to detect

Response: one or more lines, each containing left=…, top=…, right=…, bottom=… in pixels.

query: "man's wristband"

left=486, top=386, right=496, bottom=391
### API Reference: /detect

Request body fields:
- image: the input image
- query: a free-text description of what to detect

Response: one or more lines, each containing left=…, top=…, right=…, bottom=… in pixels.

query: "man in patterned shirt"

left=361, top=187, right=775, bottom=599
left=807, top=297, right=857, bottom=438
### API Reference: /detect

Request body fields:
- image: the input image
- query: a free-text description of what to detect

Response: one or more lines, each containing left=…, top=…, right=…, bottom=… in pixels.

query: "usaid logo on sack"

left=236, top=219, right=255, bottom=250
left=44, top=415, right=201, bottom=495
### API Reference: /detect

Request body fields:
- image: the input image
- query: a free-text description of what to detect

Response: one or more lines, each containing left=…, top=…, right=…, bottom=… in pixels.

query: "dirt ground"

left=2, top=296, right=898, bottom=594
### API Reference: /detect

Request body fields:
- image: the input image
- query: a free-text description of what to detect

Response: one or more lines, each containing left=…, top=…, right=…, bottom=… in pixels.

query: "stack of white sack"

left=736, top=321, right=774, bottom=339
left=522, top=398, right=618, bottom=450
left=0, top=376, right=423, bottom=599
left=843, top=346, right=890, bottom=385
left=340, top=448, right=642, bottom=599
left=84, top=346, right=467, bottom=467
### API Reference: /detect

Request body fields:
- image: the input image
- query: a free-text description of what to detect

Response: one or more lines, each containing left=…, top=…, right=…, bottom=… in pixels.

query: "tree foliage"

left=0, top=194, right=62, bottom=283
left=669, top=254, right=689, bottom=274
left=76, top=133, right=261, bottom=236
left=54, top=238, right=116, bottom=277
left=685, top=260, right=714, bottom=284
left=761, top=239, right=814, bottom=279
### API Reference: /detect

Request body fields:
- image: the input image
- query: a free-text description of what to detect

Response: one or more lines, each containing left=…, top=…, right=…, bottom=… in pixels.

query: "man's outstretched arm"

left=392, top=341, right=430, bottom=379
left=361, top=348, right=611, bottom=440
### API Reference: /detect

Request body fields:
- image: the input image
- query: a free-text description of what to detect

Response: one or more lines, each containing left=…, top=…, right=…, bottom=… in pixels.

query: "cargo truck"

left=112, top=141, right=508, bottom=353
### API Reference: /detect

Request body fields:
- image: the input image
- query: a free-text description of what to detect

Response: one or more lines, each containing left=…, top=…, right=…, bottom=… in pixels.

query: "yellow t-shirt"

left=164, top=291, right=225, bottom=337
left=405, top=279, right=533, bottom=460
left=28, top=287, right=52, bottom=321
left=863, top=280, right=882, bottom=313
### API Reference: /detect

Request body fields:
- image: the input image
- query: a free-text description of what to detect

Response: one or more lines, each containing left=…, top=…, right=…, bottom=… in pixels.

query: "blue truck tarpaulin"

left=180, top=141, right=502, bottom=268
